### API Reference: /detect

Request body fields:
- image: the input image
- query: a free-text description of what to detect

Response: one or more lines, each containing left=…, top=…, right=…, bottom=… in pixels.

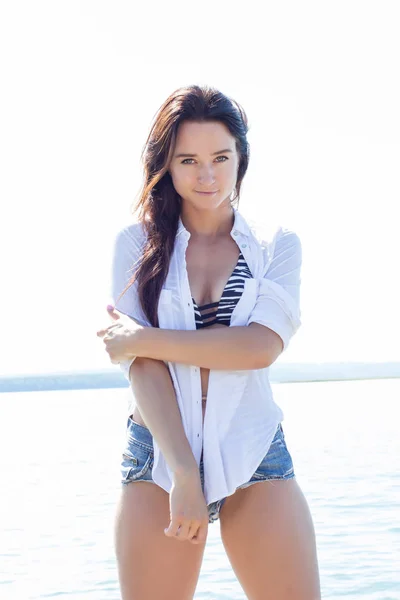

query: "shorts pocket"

left=120, top=442, right=153, bottom=484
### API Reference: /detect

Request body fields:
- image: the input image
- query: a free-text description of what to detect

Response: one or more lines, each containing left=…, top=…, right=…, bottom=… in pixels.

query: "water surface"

left=1, top=379, right=399, bottom=599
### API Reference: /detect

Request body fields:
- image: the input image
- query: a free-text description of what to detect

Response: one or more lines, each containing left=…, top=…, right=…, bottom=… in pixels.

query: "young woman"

left=97, top=85, right=321, bottom=600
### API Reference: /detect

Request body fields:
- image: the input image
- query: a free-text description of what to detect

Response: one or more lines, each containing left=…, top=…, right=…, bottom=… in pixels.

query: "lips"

left=196, top=190, right=218, bottom=194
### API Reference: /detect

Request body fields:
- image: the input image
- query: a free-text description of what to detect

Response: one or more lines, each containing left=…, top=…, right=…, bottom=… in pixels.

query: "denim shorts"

left=120, top=417, right=295, bottom=524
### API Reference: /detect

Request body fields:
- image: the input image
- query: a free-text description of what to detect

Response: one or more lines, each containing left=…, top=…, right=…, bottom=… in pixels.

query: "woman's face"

left=168, top=120, right=240, bottom=211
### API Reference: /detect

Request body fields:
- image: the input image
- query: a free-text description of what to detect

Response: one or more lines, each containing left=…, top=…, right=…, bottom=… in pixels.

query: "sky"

left=1, top=1, right=399, bottom=376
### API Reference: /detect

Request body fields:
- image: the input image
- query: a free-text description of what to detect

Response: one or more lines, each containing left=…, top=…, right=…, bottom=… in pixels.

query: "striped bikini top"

left=192, top=252, right=253, bottom=328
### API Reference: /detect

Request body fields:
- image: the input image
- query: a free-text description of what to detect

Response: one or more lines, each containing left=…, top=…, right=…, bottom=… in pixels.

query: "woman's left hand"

left=96, top=305, right=143, bottom=364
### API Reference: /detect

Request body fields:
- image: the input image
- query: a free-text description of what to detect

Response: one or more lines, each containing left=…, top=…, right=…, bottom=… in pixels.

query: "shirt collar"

left=177, top=207, right=251, bottom=238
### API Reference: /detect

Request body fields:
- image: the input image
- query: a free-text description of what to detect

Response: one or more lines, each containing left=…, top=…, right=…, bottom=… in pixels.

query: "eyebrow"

left=175, top=148, right=234, bottom=158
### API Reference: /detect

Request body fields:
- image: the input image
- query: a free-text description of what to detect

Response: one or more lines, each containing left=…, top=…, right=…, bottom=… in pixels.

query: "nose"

left=197, top=165, right=216, bottom=186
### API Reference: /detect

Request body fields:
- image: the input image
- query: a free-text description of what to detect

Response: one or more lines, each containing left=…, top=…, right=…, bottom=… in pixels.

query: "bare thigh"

left=114, top=481, right=207, bottom=600
left=219, top=479, right=321, bottom=600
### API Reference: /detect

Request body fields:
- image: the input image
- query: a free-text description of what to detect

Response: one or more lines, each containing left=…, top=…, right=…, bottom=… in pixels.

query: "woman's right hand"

left=164, top=470, right=209, bottom=544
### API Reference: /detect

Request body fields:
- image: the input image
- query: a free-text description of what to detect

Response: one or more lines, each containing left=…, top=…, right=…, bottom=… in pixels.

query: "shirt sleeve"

left=247, top=227, right=302, bottom=352
left=110, top=225, right=151, bottom=381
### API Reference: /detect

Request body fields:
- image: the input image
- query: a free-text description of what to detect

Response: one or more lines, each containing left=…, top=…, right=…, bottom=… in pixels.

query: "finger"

left=97, top=323, right=119, bottom=338
left=103, top=324, right=119, bottom=335
left=191, top=523, right=208, bottom=545
left=174, top=521, right=191, bottom=542
left=187, top=522, right=201, bottom=543
left=164, top=519, right=182, bottom=539
left=107, top=305, right=121, bottom=320
left=97, top=323, right=118, bottom=336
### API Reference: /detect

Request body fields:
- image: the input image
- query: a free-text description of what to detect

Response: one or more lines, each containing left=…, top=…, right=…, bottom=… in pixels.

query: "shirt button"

left=233, top=230, right=238, bottom=236
left=241, top=243, right=247, bottom=248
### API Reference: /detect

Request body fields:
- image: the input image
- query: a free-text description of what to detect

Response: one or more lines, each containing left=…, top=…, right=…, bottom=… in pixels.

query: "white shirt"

left=110, top=208, right=302, bottom=505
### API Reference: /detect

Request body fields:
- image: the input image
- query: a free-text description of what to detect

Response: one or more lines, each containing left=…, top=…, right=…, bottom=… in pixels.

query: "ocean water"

left=1, top=379, right=399, bottom=599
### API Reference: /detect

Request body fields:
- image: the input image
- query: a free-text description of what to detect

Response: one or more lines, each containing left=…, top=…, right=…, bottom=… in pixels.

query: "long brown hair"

left=116, top=84, right=250, bottom=327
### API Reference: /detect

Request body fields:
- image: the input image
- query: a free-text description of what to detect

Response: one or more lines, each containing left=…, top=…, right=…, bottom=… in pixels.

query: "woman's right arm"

left=127, top=356, right=209, bottom=544
left=128, top=322, right=226, bottom=476
left=110, top=225, right=208, bottom=542
left=128, top=356, right=198, bottom=477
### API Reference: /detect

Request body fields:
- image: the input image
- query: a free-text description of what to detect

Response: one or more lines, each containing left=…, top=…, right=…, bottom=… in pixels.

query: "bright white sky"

left=1, top=1, right=399, bottom=375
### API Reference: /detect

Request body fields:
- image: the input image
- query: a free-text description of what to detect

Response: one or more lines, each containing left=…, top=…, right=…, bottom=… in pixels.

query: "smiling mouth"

left=195, top=190, right=218, bottom=194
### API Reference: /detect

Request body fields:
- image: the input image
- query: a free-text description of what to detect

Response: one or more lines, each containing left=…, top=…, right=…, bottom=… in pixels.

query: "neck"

left=180, top=206, right=235, bottom=241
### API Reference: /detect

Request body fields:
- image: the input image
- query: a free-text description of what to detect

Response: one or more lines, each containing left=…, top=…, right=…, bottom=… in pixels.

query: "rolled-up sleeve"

left=247, top=227, right=302, bottom=352
left=110, top=225, right=150, bottom=380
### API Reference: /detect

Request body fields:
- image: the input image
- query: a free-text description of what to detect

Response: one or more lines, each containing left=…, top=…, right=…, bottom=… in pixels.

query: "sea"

left=1, top=378, right=399, bottom=599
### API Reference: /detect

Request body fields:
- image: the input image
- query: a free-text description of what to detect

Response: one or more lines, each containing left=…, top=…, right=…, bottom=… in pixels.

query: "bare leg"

left=115, top=481, right=207, bottom=600
left=219, top=478, right=321, bottom=599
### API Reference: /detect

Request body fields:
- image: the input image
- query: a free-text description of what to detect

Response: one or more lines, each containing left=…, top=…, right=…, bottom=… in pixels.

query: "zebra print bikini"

left=192, top=251, right=253, bottom=329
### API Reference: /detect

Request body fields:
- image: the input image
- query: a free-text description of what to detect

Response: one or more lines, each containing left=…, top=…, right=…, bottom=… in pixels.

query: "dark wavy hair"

left=116, top=84, right=250, bottom=328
